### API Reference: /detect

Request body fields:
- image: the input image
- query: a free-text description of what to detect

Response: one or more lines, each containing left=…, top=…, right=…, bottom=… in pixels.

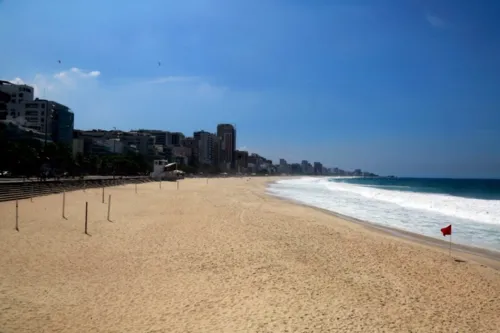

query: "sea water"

left=267, top=177, right=500, bottom=252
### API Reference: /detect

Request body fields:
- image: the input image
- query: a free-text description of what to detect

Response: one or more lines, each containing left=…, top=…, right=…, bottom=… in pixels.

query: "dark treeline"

left=0, top=123, right=150, bottom=178
left=0, top=123, right=230, bottom=178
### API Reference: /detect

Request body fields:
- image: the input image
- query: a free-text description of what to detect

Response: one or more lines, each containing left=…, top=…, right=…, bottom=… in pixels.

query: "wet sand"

left=1, top=177, right=499, bottom=332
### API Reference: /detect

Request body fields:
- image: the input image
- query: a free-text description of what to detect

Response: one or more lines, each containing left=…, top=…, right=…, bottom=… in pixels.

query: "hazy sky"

left=1, top=0, right=499, bottom=178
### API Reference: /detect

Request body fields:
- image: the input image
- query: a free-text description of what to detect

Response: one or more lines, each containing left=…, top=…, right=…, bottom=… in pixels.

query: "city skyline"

left=1, top=1, right=499, bottom=178
left=0, top=77, right=369, bottom=175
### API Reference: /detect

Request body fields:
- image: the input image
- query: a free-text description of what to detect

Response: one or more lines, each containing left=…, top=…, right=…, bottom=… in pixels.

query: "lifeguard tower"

left=151, top=160, right=184, bottom=181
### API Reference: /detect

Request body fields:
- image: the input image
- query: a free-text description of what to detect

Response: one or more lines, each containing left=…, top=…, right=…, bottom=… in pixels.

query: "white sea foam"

left=268, top=177, right=500, bottom=252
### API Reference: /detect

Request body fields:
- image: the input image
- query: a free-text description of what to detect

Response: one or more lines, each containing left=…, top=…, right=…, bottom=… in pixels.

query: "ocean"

left=267, top=177, right=500, bottom=252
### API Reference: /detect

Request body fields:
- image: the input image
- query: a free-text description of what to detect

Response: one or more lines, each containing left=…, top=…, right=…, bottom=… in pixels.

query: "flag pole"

left=449, top=234, right=452, bottom=257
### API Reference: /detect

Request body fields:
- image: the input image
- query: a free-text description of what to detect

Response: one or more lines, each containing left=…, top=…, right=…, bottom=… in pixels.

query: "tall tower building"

left=216, top=123, right=236, bottom=170
left=194, top=130, right=217, bottom=166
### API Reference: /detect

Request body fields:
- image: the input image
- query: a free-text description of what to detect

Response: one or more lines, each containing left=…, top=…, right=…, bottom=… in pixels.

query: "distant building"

left=313, top=162, right=323, bottom=175
left=235, top=150, right=249, bottom=172
left=0, top=81, right=75, bottom=146
left=301, top=160, right=309, bottom=174
left=172, top=146, right=191, bottom=165
left=194, top=130, right=217, bottom=166
left=279, top=158, right=290, bottom=174
left=217, top=124, right=236, bottom=170
left=136, top=130, right=184, bottom=147
left=291, top=163, right=302, bottom=174
left=121, top=132, right=156, bottom=156
left=51, top=101, right=74, bottom=146
left=180, top=137, right=198, bottom=165
left=169, top=132, right=185, bottom=146
left=0, top=80, right=34, bottom=121
left=137, top=130, right=168, bottom=146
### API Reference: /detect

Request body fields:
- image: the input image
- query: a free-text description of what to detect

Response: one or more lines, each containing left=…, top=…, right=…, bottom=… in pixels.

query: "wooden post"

left=15, top=200, right=19, bottom=232
left=160, top=180, right=162, bottom=189
left=176, top=180, right=179, bottom=190
left=84, top=202, right=88, bottom=234
left=107, top=194, right=112, bottom=221
left=30, top=184, right=34, bottom=202
left=102, top=187, right=105, bottom=203
left=62, top=191, right=66, bottom=219
left=135, top=183, right=137, bottom=194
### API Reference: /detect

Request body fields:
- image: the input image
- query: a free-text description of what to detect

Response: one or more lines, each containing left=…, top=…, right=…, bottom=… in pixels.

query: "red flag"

left=441, top=224, right=452, bottom=236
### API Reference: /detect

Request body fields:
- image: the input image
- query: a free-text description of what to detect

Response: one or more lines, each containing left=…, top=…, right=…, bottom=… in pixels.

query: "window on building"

left=41, top=111, right=44, bottom=116
left=19, top=93, right=24, bottom=98
left=11, top=99, right=16, bottom=104
left=41, top=104, right=45, bottom=108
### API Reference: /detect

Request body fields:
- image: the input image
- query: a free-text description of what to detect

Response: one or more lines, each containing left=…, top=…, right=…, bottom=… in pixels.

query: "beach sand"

left=1, top=177, right=499, bottom=332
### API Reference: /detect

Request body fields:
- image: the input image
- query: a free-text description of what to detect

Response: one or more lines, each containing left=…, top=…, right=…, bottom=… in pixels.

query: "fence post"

left=30, top=184, right=34, bottom=202
left=160, top=180, right=162, bottom=189
left=135, top=183, right=137, bottom=194
left=84, top=202, right=88, bottom=234
left=107, top=194, right=112, bottom=221
left=15, top=200, right=19, bottom=232
left=102, top=187, right=105, bottom=204
left=177, top=180, right=179, bottom=190
left=62, top=191, right=66, bottom=219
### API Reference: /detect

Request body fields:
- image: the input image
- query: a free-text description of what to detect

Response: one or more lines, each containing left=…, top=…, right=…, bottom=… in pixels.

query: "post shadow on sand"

left=106, top=194, right=113, bottom=222
left=84, top=201, right=91, bottom=236
left=62, top=191, right=67, bottom=220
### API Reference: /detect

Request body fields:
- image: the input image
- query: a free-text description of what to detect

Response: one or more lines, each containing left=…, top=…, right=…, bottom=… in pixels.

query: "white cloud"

left=53, top=67, right=101, bottom=88
left=425, top=13, right=445, bottom=28
left=10, top=77, right=25, bottom=84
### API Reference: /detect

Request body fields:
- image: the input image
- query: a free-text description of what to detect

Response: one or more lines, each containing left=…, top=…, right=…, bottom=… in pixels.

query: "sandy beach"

left=1, top=177, right=499, bottom=332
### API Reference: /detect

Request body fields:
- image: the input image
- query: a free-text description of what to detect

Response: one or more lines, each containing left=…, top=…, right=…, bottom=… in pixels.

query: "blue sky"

left=1, top=0, right=499, bottom=177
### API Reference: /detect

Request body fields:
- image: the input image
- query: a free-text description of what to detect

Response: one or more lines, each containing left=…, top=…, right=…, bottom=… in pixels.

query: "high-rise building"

left=194, top=130, right=217, bottom=166
left=301, top=160, right=309, bottom=174
left=235, top=150, right=249, bottom=172
left=216, top=123, right=236, bottom=170
left=51, top=101, right=74, bottom=146
left=313, top=162, right=323, bottom=175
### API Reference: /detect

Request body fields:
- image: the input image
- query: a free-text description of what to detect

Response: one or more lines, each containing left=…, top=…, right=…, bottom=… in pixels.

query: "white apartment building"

left=0, top=80, right=35, bottom=122
left=22, top=99, right=51, bottom=132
